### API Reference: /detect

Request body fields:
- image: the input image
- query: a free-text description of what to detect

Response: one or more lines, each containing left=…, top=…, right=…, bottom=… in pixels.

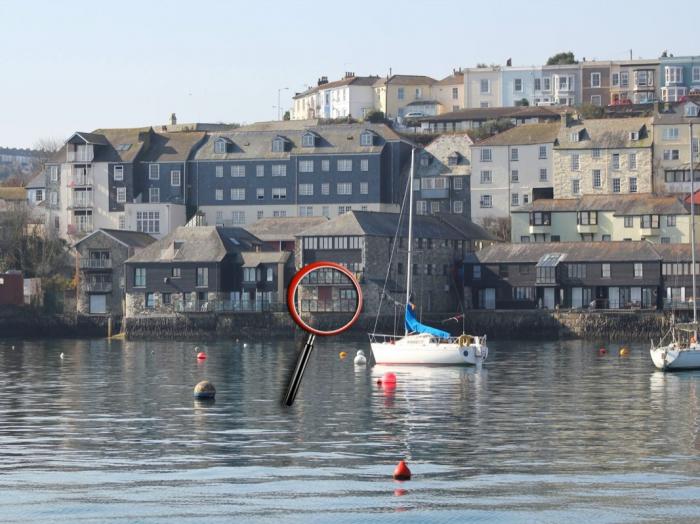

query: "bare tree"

left=479, top=216, right=511, bottom=242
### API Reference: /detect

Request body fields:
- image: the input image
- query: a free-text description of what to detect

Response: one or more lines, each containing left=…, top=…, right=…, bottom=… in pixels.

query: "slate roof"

left=241, top=251, right=291, bottom=267
left=555, top=117, right=653, bottom=149
left=293, top=76, right=380, bottom=99
left=418, top=105, right=560, bottom=123
left=73, top=228, right=157, bottom=249
left=653, top=101, right=700, bottom=125
left=515, top=194, right=689, bottom=215
left=473, top=241, right=662, bottom=264
left=475, top=123, right=560, bottom=146
left=373, top=75, right=437, bottom=87
left=25, top=173, right=45, bottom=189
left=57, top=128, right=152, bottom=164
left=126, top=226, right=261, bottom=263
left=651, top=243, right=700, bottom=262
left=140, top=131, right=206, bottom=162
left=244, top=216, right=328, bottom=241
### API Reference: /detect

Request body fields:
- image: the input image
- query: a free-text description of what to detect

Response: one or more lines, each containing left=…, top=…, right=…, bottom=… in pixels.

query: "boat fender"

left=458, top=335, right=473, bottom=347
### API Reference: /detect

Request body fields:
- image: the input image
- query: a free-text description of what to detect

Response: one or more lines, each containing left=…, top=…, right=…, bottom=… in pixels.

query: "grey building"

left=74, top=229, right=156, bottom=316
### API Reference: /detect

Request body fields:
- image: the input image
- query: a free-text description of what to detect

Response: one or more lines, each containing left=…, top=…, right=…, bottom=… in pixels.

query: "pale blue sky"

left=0, top=0, right=694, bottom=148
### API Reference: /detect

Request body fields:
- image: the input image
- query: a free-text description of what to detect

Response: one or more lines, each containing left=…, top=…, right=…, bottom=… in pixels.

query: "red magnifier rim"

left=287, top=261, right=363, bottom=336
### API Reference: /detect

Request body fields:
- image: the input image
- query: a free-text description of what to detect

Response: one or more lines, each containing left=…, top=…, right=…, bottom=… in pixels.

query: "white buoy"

left=59, top=353, right=64, bottom=359
left=354, top=350, right=367, bottom=365
left=243, top=343, right=248, bottom=348
left=11, top=346, right=15, bottom=351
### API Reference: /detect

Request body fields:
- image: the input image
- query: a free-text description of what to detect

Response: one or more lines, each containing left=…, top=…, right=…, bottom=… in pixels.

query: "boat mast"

left=691, top=122, right=697, bottom=326
left=405, top=148, right=415, bottom=336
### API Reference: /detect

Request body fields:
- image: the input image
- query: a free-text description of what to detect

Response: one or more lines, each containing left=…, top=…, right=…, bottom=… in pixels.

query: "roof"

left=25, top=173, right=45, bottom=189
left=418, top=105, right=560, bottom=123
left=516, top=194, right=689, bottom=215
left=473, top=241, right=662, bottom=264
left=57, top=128, right=153, bottom=164
left=653, top=101, right=700, bottom=125
left=0, top=187, right=27, bottom=201
left=421, top=133, right=475, bottom=177
left=374, top=75, right=437, bottom=87
left=435, top=72, right=464, bottom=86
left=293, top=76, right=380, bottom=99
left=126, top=226, right=261, bottom=264
left=241, top=251, right=291, bottom=267
left=140, top=131, right=206, bottom=163
left=244, top=216, right=328, bottom=241
left=651, top=243, right=700, bottom=262
left=296, top=210, right=495, bottom=241
left=555, top=117, right=653, bottom=149
left=475, top=123, right=560, bottom=146
left=74, top=228, right=157, bottom=249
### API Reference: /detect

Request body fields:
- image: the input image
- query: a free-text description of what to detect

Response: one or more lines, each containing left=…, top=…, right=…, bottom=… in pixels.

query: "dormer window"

left=569, top=131, right=580, bottom=143
left=685, top=103, right=699, bottom=117
left=301, top=132, right=316, bottom=147
left=447, top=153, right=460, bottom=166
left=214, top=138, right=228, bottom=154
left=272, top=137, right=285, bottom=152
left=360, top=131, right=375, bottom=146
left=420, top=155, right=430, bottom=167
left=629, top=131, right=639, bottom=141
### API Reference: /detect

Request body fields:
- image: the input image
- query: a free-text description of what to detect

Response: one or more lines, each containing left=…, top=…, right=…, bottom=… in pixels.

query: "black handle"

left=283, top=332, right=316, bottom=406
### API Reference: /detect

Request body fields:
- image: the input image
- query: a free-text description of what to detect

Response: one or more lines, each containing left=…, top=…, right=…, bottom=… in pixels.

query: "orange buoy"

left=393, top=460, right=411, bottom=481
left=382, top=372, right=397, bottom=384
left=196, top=351, right=207, bottom=360
left=619, top=347, right=630, bottom=357
left=598, top=348, right=607, bottom=356
left=339, top=351, right=348, bottom=360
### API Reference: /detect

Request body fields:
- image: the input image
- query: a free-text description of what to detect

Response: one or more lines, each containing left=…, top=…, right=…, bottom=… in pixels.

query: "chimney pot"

left=170, top=113, right=177, bottom=125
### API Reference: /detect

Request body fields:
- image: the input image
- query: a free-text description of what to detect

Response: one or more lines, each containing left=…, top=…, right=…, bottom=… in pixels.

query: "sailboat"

left=650, top=121, right=700, bottom=371
left=368, top=148, right=488, bottom=366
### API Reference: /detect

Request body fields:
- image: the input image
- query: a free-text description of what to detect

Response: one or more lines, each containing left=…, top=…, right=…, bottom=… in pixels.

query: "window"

left=321, top=183, right=329, bottom=195
left=661, top=237, right=671, bottom=244
left=521, top=236, right=530, bottom=243
left=415, top=87, right=422, bottom=98
left=302, top=133, right=315, bottom=147
left=231, top=211, right=245, bottom=224
left=231, top=165, right=245, bottom=177
left=592, top=169, right=601, bottom=188
left=118, top=214, right=125, bottom=229
left=531, top=212, right=551, bottom=226
left=272, top=138, right=285, bottom=152
left=591, top=95, right=602, bottom=106
left=430, top=201, right=440, bottom=214
left=215, top=211, right=223, bottom=224
left=592, top=148, right=601, bottom=159
left=162, top=293, right=171, bottom=305
left=256, top=188, right=264, bottom=200
left=620, top=72, right=629, bottom=88
left=635, top=70, right=652, bottom=87
left=360, top=182, right=368, bottom=195
left=215, top=165, right=223, bottom=178
left=513, top=78, right=523, bottom=92
left=298, top=183, right=313, bottom=196
left=567, top=264, right=586, bottom=279
left=634, top=263, right=643, bottom=278
left=266, top=267, right=274, bottom=282
left=663, top=149, right=680, bottom=161
left=257, top=210, right=264, bottom=219
left=624, top=216, right=633, bottom=228
left=512, top=193, right=519, bottom=206
left=611, top=153, right=620, bottom=170
left=480, top=195, right=492, bottom=208
left=149, top=164, right=160, bottom=180
left=256, top=165, right=264, bottom=177
left=321, top=159, right=330, bottom=171
left=612, top=178, right=621, bottom=193
left=271, top=164, right=287, bottom=176
left=452, top=87, right=459, bottom=100
left=172, top=267, right=181, bottom=278
left=337, top=183, right=352, bottom=195
left=136, top=211, right=160, bottom=233
left=243, top=268, right=257, bottom=282
left=360, top=159, right=369, bottom=172
left=196, top=267, right=209, bottom=287
left=149, top=187, right=160, bottom=203
left=480, top=102, right=490, bottom=108
left=272, top=188, right=287, bottom=200
left=536, top=168, right=547, bottom=182
left=472, top=265, right=481, bottom=280
left=134, top=268, right=146, bottom=287
left=571, top=154, right=580, bottom=171
left=663, top=127, right=680, bottom=140
left=687, top=104, right=700, bottom=118
left=590, top=72, right=601, bottom=88
left=480, top=170, right=492, bottom=184
left=416, top=200, right=427, bottom=215
left=360, top=132, right=373, bottom=146
left=601, top=234, right=611, bottom=242
left=214, top=139, right=227, bottom=154
left=628, top=153, right=637, bottom=171
left=499, top=264, right=509, bottom=278
left=641, top=215, right=660, bottom=229
left=629, top=177, right=637, bottom=193
left=145, top=292, right=155, bottom=308
left=662, top=87, right=687, bottom=102
left=215, top=189, right=223, bottom=201
left=453, top=200, right=463, bottom=214
left=511, top=170, right=519, bottom=182
left=273, top=210, right=287, bottom=217
left=694, top=67, right=700, bottom=83
left=665, top=66, right=683, bottom=84
left=50, top=191, right=58, bottom=205
left=612, top=72, right=619, bottom=86
left=230, top=188, right=245, bottom=200
left=338, top=205, right=352, bottom=215
left=299, top=160, right=314, bottom=173
left=480, top=148, right=492, bottom=162
left=337, top=159, right=352, bottom=171
left=572, top=179, right=580, bottom=195
left=49, top=165, right=58, bottom=182
left=510, top=148, right=519, bottom=161
left=601, top=264, right=611, bottom=278
left=397, top=87, right=405, bottom=100
left=577, top=211, right=597, bottom=225
left=534, top=78, right=542, bottom=91
left=480, top=79, right=490, bottom=93
left=114, top=165, right=124, bottom=181
left=543, top=77, right=551, bottom=91
left=539, top=145, right=547, bottom=159
left=116, top=187, right=126, bottom=203
left=667, top=215, right=676, bottom=227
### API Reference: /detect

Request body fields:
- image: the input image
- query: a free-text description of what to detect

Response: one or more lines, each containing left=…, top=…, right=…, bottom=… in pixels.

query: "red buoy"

left=382, top=372, right=397, bottom=384
left=393, top=460, right=411, bottom=481
left=598, top=348, right=607, bottom=356
left=197, top=352, right=207, bottom=360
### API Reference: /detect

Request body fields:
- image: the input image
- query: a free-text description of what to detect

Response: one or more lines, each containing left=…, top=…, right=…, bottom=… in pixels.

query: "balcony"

left=576, top=224, right=598, bottom=234
left=68, top=169, right=93, bottom=187
left=68, top=195, right=94, bottom=209
left=85, top=281, right=112, bottom=293
left=529, top=224, right=551, bottom=234
left=67, top=146, right=94, bottom=163
left=68, top=221, right=94, bottom=236
left=640, top=227, right=660, bottom=237
left=79, top=258, right=112, bottom=270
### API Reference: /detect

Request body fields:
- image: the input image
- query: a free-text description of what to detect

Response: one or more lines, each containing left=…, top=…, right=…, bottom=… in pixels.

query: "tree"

left=470, top=118, right=515, bottom=140
left=283, top=111, right=291, bottom=121
left=577, top=103, right=604, bottom=119
left=479, top=216, right=511, bottom=242
left=546, top=52, right=577, bottom=65
left=515, top=98, right=530, bottom=107
left=363, top=110, right=386, bottom=123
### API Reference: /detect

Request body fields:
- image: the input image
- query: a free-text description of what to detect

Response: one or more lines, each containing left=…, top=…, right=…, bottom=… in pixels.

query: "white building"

left=469, top=123, right=559, bottom=224
left=292, top=74, right=378, bottom=120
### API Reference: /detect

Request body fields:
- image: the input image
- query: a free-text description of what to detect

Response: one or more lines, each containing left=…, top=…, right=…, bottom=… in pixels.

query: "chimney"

left=562, top=111, right=575, bottom=128
left=344, top=71, right=355, bottom=79
left=317, top=76, right=328, bottom=86
left=170, top=113, right=177, bottom=125
left=506, top=58, right=512, bottom=67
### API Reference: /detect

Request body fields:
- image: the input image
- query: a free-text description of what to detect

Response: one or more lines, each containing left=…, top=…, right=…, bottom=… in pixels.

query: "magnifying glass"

left=283, top=261, right=363, bottom=406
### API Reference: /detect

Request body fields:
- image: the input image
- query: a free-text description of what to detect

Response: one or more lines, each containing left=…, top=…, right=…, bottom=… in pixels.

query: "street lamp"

left=277, top=87, right=289, bottom=120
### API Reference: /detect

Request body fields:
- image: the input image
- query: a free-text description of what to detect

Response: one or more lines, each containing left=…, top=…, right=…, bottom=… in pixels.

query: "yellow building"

left=373, top=74, right=437, bottom=121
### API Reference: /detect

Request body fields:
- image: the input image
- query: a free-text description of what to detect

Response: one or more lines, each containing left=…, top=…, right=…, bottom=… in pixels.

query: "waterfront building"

left=291, top=74, right=379, bottom=120
left=464, top=241, right=662, bottom=310
left=652, top=99, right=700, bottom=194
left=295, top=210, right=495, bottom=315
left=373, top=74, right=438, bottom=121
left=73, top=229, right=156, bottom=316
left=470, top=123, right=559, bottom=223
left=417, top=105, right=559, bottom=134
left=414, top=133, right=474, bottom=218
left=654, top=243, right=700, bottom=309
left=658, top=55, right=700, bottom=102
left=581, top=61, right=612, bottom=107
left=553, top=115, right=653, bottom=198
left=511, top=193, right=692, bottom=243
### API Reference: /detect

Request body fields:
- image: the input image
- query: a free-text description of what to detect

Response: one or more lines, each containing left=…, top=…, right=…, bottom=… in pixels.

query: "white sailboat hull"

left=650, top=343, right=700, bottom=371
left=370, top=333, right=487, bottom=365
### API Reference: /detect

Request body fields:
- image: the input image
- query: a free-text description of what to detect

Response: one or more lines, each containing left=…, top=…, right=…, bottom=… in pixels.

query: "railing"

left=300, top=299, right=358, bottom=312
left=79, top=258, right=112, bottom=269
left=69, top=196, right=94, bottom=208
left=85, top=281, right=112, bottom=292
left=67, top=147, right=94, bottom=163
left=174, top=300, right=286, bottom=313
left=69, top=173, right=93, bottom=186
left=368, top=333, right=486, bottom=345
left=663, top=299, right=700, bottom=310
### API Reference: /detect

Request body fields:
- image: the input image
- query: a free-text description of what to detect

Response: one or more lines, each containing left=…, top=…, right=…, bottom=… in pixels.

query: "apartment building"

left=373, top=74, right=438, bottom=121
left=463, top=67, right=502, bottom=108
left=433, top=70, right=465, bottom=113
left=653, top=99, right=700, bottom=194
left=291, top=74, right=379, bottom=120
left=659, top=56, right=700, bottom=102
left=610, top=59, right=659, bottom=105
left=581, top=61, right=612, bottom=106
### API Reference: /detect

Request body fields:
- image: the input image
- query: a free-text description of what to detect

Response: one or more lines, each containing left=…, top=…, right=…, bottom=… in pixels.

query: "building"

left=581, top=61, right=612, bottom=107
left=0, top=147, right=41, bottom=178
left=191, top=121, right=412, bottom=226
left=463, top=67, right=502, bottom=109
left=541, top=64, right=581, bottom=106
left=292, top=74, right=379, bottom=120
left=464, top=241, right=662, bottom=310
left=433, top=70, right=465, bottom=113
left=654, top=243, right=700, bottom=309
left=417, top=105, right=560, bottom=134
left=610, top=59, right=659, bottom=105
left=373, top=75, right=438, bottom=121
left=470, top=123, right=559, bottom=223
left=511, top=194, right=692, bottom=243
left=74, top=229, right=156, bottom=316
left=553, top=115, right=653, bottom=198
left=652, top=99, right=700, bottom=194
left=243, top=215, right=327, bottom=252
left=295, top=210, right=495, bottom=315
left=25, top=173, right=45, bottom=206
left=500, top=65, right=545, bottom=107
left=124, top=225, right=296, bottom=316
left=0, top=271, right=23, bottom=306
left=415, top=133, right=474, bottom=218
left=658, top=55, right=700, bottom=102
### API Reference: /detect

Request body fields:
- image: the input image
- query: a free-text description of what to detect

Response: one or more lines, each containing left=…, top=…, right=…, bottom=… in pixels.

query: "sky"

left=0, top=0, right=695, bottom=148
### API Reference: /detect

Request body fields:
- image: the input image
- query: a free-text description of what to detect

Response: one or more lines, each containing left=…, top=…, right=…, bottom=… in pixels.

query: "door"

left=480, top=288, right=496, bottom=310
left=544, top=288, right=555, bottom=310
left=631, top=287, right=642, bottom=308
left=89, top=294, right=106, bottom=314
left=572, top=287, right=583, bottom=309
left=609, top=287, right=619, bottom=309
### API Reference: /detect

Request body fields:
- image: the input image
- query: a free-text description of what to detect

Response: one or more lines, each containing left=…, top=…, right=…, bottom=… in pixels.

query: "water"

left=0, top=337, right=699, bottom=523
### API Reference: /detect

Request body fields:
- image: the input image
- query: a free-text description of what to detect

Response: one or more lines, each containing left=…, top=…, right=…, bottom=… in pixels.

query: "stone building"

left=553, top=115, right=653, bottom=198
left=74, top=229, right=156, bottom=316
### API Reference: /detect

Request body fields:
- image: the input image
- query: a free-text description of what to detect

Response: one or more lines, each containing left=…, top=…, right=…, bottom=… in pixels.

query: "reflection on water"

left=0, top=337, right=699, bottom=523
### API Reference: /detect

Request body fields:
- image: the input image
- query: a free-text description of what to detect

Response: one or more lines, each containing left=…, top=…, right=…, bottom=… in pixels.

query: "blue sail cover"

left=405, top=304, right=450, bottom=339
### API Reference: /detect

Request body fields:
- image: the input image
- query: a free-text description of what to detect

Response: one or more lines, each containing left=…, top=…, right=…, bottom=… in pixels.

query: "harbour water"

left=0, top=337, right=699, bottom=523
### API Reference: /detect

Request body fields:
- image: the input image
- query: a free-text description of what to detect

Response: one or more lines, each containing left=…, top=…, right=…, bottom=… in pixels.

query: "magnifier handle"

left=283, top=333, right=316, bottom=406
